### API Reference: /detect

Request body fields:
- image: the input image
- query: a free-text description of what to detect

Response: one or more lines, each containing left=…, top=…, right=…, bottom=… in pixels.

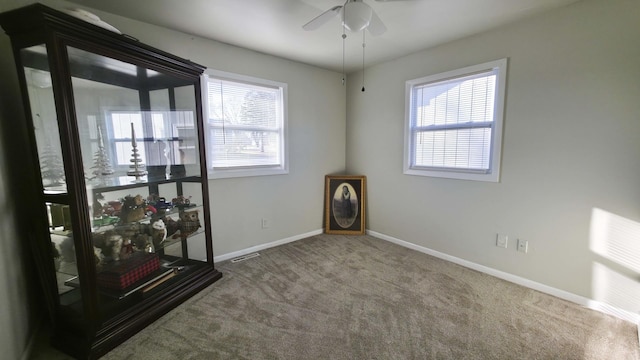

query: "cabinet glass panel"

left=48, top=202, right=84, bottom=320
left=20, top=45, right=66, bottom=193
left=67, top=45, right=201, bottom=189
left=66, top=45, right=207, bottom=320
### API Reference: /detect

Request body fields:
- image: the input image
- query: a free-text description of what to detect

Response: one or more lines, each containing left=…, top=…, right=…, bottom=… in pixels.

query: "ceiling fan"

left=303, top=0, right=406, bottom=90
left=302, top=0, right=396, bottom=36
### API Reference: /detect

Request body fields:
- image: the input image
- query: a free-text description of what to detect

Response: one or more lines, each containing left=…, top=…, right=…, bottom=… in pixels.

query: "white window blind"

left=404, top=59, right=507, bottom=182
left=204, top=70, right=288, bottom=178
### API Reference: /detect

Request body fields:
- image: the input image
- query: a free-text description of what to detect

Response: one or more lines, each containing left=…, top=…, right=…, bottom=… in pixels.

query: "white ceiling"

left=66, top=0, right=581, bottom=73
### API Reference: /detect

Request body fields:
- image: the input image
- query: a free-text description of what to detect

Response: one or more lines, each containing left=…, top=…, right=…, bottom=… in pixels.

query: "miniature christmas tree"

left=90, top=125, right=114, bottom=181
left=40, top=142, right=65, bottom=186
left=126, top=122, right=147, bottom=181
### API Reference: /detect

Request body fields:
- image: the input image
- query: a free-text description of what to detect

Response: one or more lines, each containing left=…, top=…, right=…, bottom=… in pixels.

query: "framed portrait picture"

left=324, top=175, right=366, bottom=235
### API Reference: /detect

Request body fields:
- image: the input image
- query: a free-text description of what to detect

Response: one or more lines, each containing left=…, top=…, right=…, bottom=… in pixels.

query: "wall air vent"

left=230, top=253, right=260, bottom=263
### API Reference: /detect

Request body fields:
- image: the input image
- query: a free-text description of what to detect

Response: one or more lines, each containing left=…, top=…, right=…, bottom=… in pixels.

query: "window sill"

left=403, top=167, right=499, bottom=182
left=209, top=167, right=288, bottom=179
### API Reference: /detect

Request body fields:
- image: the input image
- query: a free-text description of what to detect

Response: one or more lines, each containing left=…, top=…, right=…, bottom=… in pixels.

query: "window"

left=109, top=112, right=147, bottom=166
left=404, top=58, right=507, bottom=182
left=203, top=69, right=288, bottom=179
left=106, top=110, right=196, bottom=169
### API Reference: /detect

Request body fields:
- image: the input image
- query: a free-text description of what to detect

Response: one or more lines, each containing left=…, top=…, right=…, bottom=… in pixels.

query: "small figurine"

left=155, top=198, right=173, bottom=210
left=148, top=194, right=173, bottom=213
left=132, top=233, right=154, bottom=253
left=103, top=200, right=122, bottom=216
left=150, top=219, right=167, bottom=249
left=163, top=216, right=179, bottom=238
left=174, top=209, right=201, bottom=239
left=127, top=123, right=147, bottom=182
left=120, top=237, right=134, bottom=259
left=40, top=142, right=65, bottom=186
left=90, top=125, right=114, bottom=182
left=145, top=204, right=157, bottom=217
left=93, top=231, right=123, bottom=262
left=119, top=194, right=146, bottom=223
left=107, top=233, right=123, bottom=261
left=93, top=246, right=104, bottom=267
left=93, top=192, right=104, bottom=218
left=172, top=195, right=192, bottom=209
left=147, top=193, right=161, bottom=204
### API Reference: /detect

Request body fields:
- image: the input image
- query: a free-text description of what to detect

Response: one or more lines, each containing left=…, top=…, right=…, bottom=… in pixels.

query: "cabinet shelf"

left=89, top=175, right=203, bottom=193
left=92, top=203, right=201, bottom=228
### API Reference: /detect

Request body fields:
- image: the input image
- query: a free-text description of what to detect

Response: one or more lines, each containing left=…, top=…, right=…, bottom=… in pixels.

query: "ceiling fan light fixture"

left=342, top=2, right=373, bottom=32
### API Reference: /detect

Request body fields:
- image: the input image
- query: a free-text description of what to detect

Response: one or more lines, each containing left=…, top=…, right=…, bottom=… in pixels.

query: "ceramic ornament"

left=90, top=125, right=114, bottom=180
left=151, top=219, right=168, bottom=249
left=40, top=141, right=65, bottom=185
left=126, top=122, right=147, bottom=181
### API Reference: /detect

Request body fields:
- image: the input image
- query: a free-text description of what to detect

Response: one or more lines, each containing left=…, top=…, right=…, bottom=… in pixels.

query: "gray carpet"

left=35, top=234, right=639, bottom=359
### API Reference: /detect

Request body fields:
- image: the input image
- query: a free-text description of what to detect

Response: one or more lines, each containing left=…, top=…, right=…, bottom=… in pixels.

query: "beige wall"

left=346, top=0, right=640, bottom=314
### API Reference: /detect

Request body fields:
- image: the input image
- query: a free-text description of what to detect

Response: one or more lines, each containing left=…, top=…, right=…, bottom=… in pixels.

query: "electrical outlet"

left=517, top=239, right=528, bottom=253
left=261, top=218, right=270, bottom=229
left=496, top=233, right=508, bottom=248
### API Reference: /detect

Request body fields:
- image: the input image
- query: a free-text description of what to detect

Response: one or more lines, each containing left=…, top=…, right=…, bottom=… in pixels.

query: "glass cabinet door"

left=67, top=45, right=209, bottom=320
left=21, top=42, right=211, bottom=323
left=20, top=44, right=86, bottom=322
left=21, top=45, right=67, bottom=193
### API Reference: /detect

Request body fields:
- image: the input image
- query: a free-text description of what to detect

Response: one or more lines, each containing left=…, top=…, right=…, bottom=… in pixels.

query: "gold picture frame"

left=324, top=175, right=366, bottom=235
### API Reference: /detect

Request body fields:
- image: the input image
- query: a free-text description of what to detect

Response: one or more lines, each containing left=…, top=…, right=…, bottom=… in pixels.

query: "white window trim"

left=202, top=69, right=289, bottom=179
left=403, top=58, right=507, bottom=182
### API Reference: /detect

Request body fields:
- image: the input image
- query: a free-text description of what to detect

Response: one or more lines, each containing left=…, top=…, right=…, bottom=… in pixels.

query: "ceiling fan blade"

left=367, top=10, right=387, bottom=36
left=302, top=6, right=342, bottom=31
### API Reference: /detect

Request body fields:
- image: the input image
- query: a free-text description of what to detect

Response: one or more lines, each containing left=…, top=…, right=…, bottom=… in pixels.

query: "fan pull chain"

left=342, top=30, right=346, bottom=85
left=342, top=5, right=347, bottom=86
left=361, top=30, right=366, bottom=92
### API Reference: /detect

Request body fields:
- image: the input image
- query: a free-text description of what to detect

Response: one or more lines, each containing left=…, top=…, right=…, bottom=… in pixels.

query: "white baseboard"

left=214, top=229, right=324, bottom=263
left=367, top=230, right=640, bottom=325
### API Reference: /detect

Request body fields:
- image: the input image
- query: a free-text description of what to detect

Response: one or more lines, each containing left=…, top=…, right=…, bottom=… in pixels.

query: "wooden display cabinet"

left=0, top=4, right=222, bottom=359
